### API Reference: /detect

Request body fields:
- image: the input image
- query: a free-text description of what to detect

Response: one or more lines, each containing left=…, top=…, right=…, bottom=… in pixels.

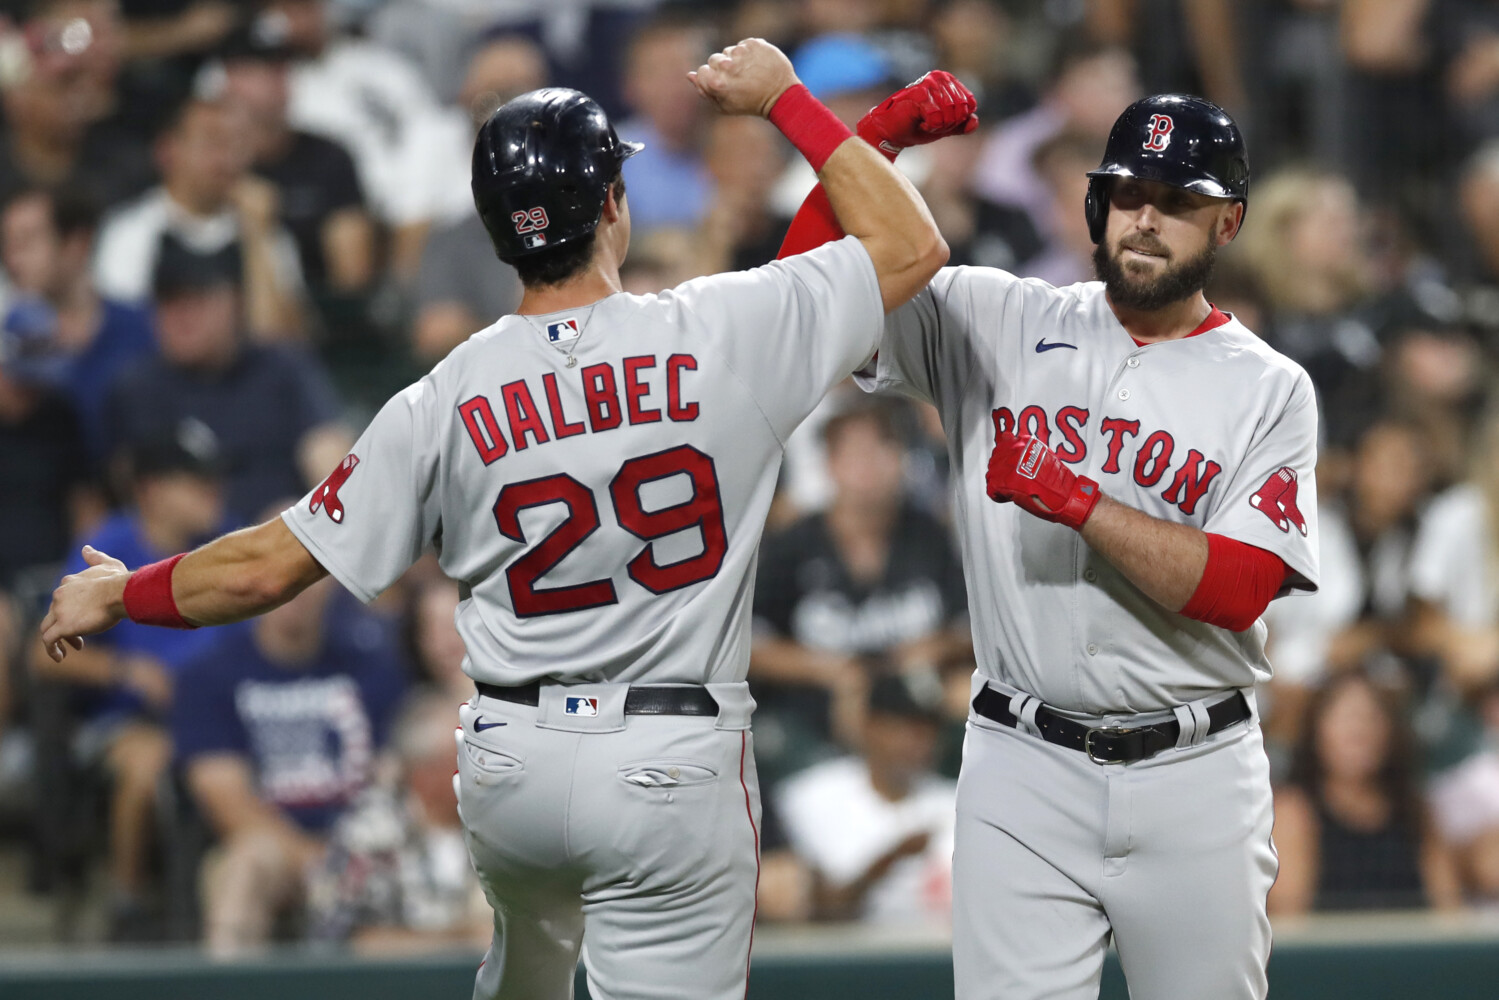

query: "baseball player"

left=39, top=40, right=969, bottom=1000
left=782, top=94, right=1319, bottom=999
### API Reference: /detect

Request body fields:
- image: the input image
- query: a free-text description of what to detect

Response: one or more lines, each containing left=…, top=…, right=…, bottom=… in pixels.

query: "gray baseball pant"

left=455, top=682, right=760, bottom=1000
left=952, top=683, right=1277, bottom=1000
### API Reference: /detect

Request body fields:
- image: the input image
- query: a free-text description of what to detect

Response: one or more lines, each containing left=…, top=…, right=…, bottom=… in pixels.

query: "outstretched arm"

left=691, top=40, right=954, bottom=312
left=40, top=517, right=326, bottom=662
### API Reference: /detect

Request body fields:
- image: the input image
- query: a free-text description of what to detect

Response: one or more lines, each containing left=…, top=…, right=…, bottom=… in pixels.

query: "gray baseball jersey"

left=858, top=266, right=1321, bottom=714
left=860, top=266, right=1320, bottom=1000
left=284, top=236, right=881, bottom=685
left=283, top=235, right=882, bottom=1000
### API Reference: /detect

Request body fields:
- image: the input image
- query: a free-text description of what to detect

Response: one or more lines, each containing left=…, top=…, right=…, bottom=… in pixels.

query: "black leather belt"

left=972, top=686, right=1251, bottom=764
left=476, top=681, right=719, bottom=716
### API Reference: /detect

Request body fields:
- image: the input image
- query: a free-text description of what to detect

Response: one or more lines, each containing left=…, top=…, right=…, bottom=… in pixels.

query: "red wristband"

left=122, top=553, right=197, bottom=630
left=768, top=84, right=853, bottom=173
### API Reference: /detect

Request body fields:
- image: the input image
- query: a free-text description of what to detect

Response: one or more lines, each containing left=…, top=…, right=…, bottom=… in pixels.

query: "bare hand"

left=39, top=545, right=130, bottom=662
left=688, top=38, right=798, bottom=119
left=232, top=175, right=280, bottom=232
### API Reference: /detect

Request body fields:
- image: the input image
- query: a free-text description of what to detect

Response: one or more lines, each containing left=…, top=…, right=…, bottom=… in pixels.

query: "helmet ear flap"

left=1085, top=176, right=1109, bottom=245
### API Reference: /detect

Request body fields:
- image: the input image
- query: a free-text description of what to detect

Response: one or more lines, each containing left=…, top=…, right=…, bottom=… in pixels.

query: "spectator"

left=406, top=577, right=471, bottom=704
left=695, top=116, right=791, bottom=275
left=617, top=15, right=719, bottom=232
left=1019, top=130, right=1102, bottom=286
left=104, top=236, right=350, bottom=523
left=29, top=423, right=232, bottom=937
left=1088, top=0, right=1247, bottom=113
left=752, top=396, right=970, bottom=771
left=969, top=37, right=1140, bottom=242
left=308, top=690, right=488, bottom=952
left=92, top=97, right=307, bottom=340
left=213, top=24, right=376, bottom=298
left=776, top=674, right=956, bottom=925
left=172, top=573, right=407, bottom=954
left=0, top=299, right=94, bottom=602
left=1430, top=678, right=1499, bottom=903
left=1270, top=670, right=1462, bottom=913
left=410, top=35, right=544, bottom=363
left=1234, top=167, right=1382, bottom=449
left=0, top=185, right=155, bottom=460
left=0, top=0, right=155, bottom=207
left=1264, top=420, right=1431, bottom=747
left=270, top=0, right=460, bottom=280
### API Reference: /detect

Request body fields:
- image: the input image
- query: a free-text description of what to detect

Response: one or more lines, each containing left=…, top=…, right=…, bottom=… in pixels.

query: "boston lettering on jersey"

left=458, top=353, right=699, bottom=465
left=993, top=403, right=1223, bottom=516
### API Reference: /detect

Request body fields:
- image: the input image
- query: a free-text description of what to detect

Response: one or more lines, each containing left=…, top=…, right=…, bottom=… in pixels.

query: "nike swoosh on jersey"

left=1035, top=339, right=1078, bottom=353
left=473, top=718, right=507, bottom=732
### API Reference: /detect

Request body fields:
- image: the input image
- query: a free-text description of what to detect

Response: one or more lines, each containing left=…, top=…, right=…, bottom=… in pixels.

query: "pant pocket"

left=462, top=737, right=525, bottom=777
left=616, top=757, right=718, bottom=789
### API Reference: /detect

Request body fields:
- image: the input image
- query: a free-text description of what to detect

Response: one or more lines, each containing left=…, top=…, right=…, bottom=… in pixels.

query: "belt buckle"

left=1084, top=726, right=1138, bottom=765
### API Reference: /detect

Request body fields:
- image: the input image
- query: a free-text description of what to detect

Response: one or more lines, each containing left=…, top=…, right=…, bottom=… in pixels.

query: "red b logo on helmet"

left=1143, top=114, right=1174, bottom=152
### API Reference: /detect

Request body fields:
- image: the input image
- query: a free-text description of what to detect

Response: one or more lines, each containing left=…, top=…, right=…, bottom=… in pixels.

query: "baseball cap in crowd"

left=792, top=33, right=894, bottom=101
left=151, top=235, right=243, bottom=301
left=218, top=10, right=298, bottom=63
left=129, top=419, right=225, bottom=482
left=867, top=673, right=946, bottom=725
left=0, top=296, right=68, bottom=387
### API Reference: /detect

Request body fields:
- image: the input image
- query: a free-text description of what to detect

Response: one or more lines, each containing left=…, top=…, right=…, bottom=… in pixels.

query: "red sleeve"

left=776, top=184, right=845, bottom=259
left=1179, top=533, right=1288, bottom=632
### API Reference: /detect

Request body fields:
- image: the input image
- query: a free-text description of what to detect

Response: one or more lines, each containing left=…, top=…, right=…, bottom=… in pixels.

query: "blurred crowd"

left=1, top=0, right=1499, bottom=952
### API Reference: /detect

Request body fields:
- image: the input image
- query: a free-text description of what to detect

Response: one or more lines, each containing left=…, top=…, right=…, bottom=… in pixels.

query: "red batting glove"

left=857, top=70, right=979, bottom=162
left=986, top=432, right=1101, bottom=531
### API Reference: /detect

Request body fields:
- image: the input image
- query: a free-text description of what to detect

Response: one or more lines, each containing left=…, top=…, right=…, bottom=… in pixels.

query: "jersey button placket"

left=1086, top=643, right=1099, bottom=656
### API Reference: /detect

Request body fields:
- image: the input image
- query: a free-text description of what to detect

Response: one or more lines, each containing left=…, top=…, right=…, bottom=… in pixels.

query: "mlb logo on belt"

left=565, top=696, right=599, bottom=717
left=548, top=319, right=581, bottom=344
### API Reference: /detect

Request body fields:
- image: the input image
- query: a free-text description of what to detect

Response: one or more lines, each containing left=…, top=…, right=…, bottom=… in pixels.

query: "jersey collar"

left=1128, top=305, right=1231, bottom=348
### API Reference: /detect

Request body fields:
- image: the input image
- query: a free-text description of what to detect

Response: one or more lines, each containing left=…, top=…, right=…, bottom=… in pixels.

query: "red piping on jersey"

left=1180, top=533, right=1287, bottom=632
left=739, top=730, right=760, bottom=999
left=1129, top=306, right=1230, bottom=348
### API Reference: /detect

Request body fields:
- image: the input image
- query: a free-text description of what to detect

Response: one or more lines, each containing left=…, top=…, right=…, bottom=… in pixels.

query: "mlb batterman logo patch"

left=309, top=454, right=359, bottom=524
left=565, top=696, right=599, bottom=717
left=1143, top=113, right=1174, bottom=152
left=547, top=319, right=581, bottom=344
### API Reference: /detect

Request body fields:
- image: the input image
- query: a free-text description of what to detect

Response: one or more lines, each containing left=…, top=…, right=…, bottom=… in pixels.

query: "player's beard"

left=1093, top=232, right=1217, bottom=311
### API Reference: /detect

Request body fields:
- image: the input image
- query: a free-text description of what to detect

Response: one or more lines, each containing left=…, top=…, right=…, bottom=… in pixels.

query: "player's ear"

left=1217, top=202, right=1245, bottom=246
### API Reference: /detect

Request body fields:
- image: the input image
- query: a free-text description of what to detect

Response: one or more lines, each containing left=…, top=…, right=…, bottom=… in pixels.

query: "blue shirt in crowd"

left=617, top=118, right=712, bottom=230
left=62, top=512, right=241, bottom=722
left=64, top=300, right=156, bottom=461
left=171, top=605, right=408, bottom=834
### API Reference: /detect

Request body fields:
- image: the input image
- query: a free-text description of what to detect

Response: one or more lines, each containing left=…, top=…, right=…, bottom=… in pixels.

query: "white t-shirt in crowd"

left=776, top=756, right=955, bottom=926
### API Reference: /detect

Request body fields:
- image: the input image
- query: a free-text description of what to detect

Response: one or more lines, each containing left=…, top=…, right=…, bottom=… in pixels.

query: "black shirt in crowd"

left=0, top=388, right=90, bottom=589
left=254, top=131, right=366, bottom=291
left=104, top=344, right=342, bottom=522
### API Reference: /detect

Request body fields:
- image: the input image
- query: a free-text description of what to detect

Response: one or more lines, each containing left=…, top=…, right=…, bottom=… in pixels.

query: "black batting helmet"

left=1084, top=94, right=1248, bottom=244
left=471, top=88, right=643, bottom=259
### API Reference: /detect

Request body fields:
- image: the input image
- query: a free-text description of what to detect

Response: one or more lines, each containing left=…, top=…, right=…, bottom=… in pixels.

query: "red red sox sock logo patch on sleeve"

left=1143, top=113, right=1174, bottom=152
left=1249, top=466, right=1306, bottom=536
left=310, top=454, right=360, bottom=524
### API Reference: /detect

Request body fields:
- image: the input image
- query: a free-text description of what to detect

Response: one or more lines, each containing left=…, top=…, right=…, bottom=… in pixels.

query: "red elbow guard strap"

left=1180, top=534, right=1286, bottom=632
left=777, top=184, right=844, bottom=259
left=122, top=553, right=197, bottom=630
left=768, top=84, right=853, bottom=173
